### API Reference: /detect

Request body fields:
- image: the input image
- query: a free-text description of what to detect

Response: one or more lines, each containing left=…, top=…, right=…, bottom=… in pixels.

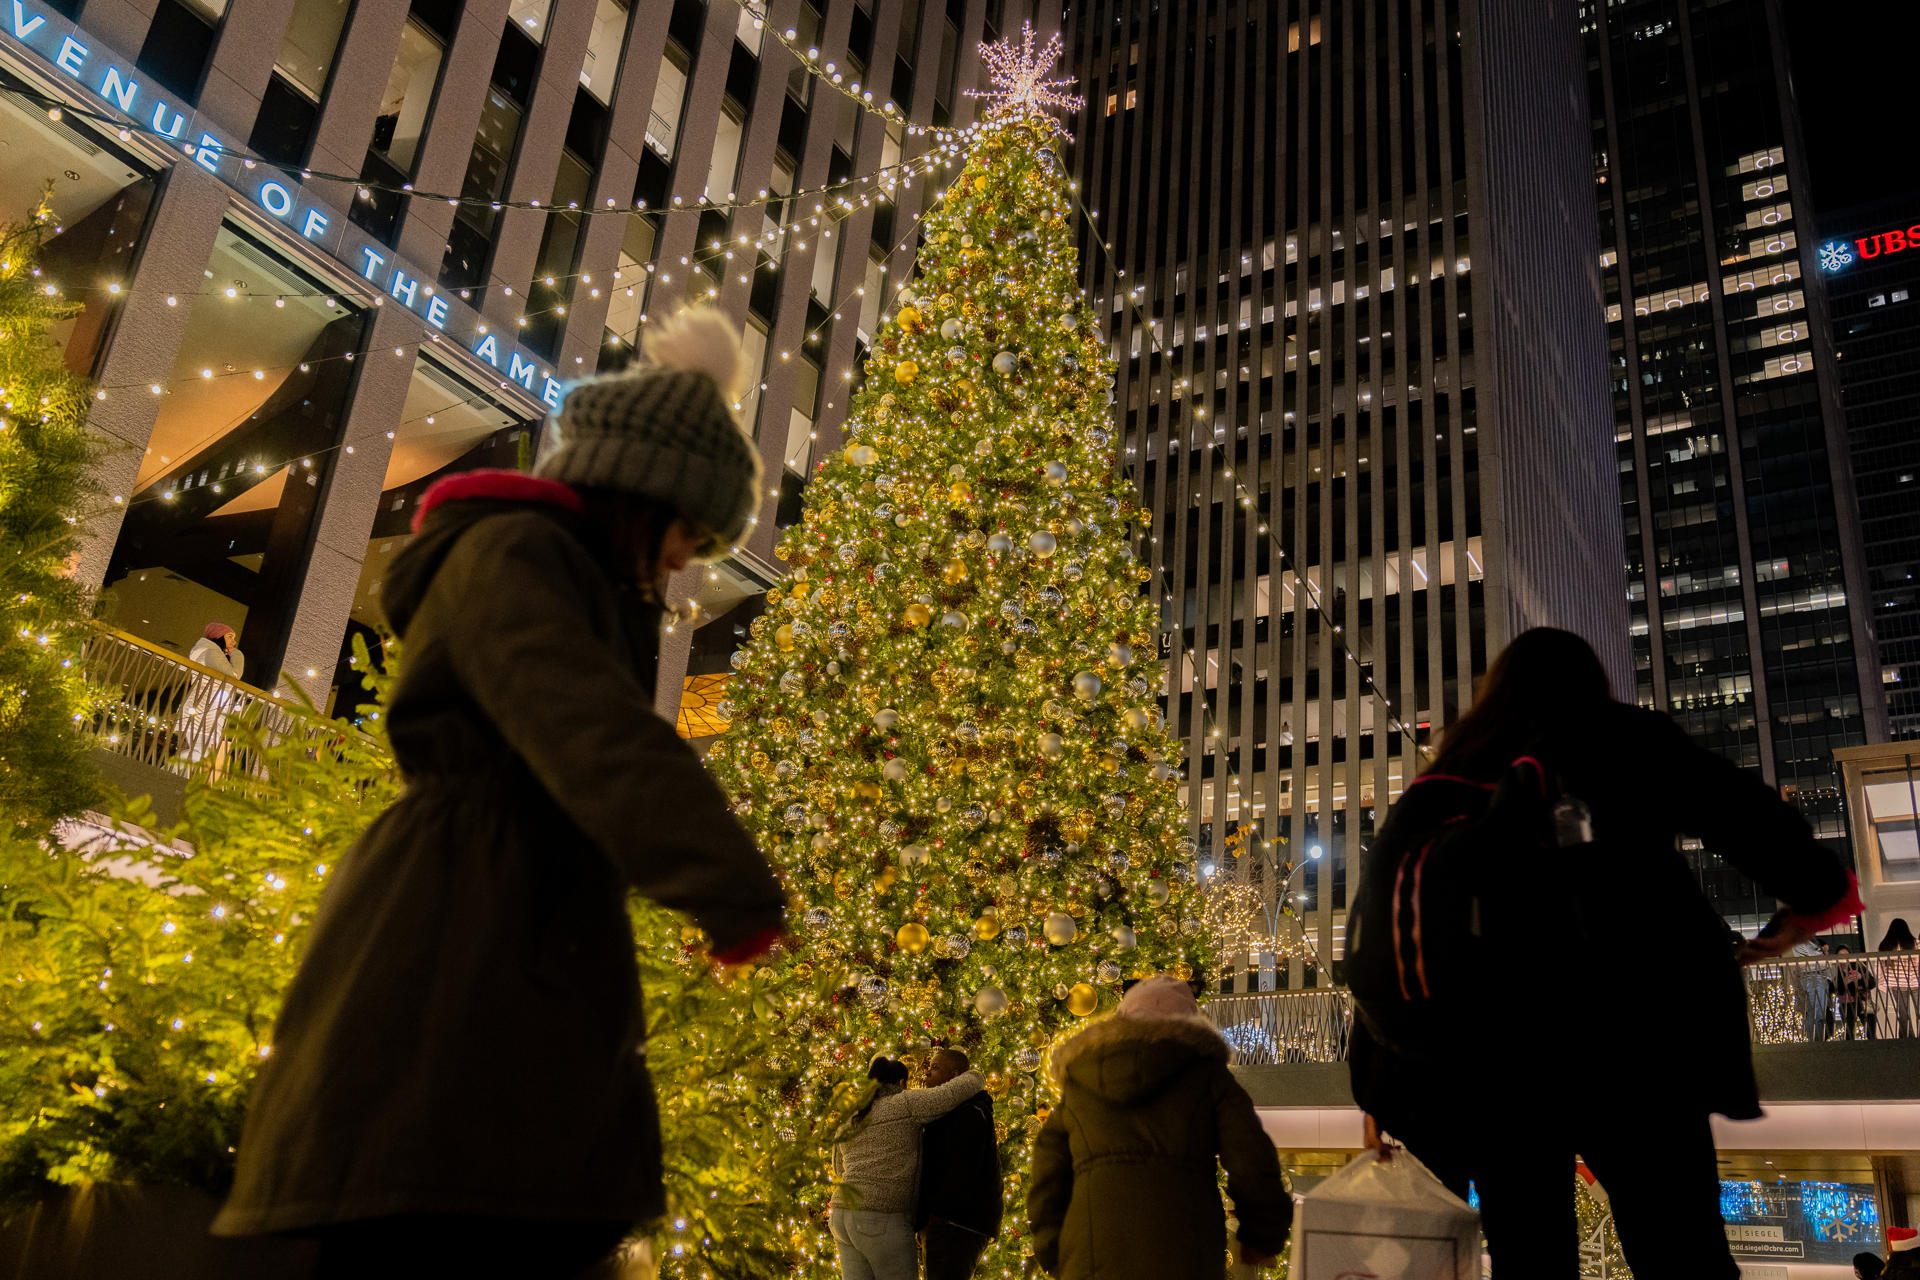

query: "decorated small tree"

left=0, top=198, right=99, bottom=845
left=692, top=27, right=1208, bottom=1274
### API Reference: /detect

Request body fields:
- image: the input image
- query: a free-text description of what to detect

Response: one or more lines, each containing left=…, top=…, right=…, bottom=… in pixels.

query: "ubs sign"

left=1819, top=222, right=1920, bottom=274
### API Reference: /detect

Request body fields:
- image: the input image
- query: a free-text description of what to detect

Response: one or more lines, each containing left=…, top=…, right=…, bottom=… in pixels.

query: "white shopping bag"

left=1291, top=1148, right=1480, bottom=1280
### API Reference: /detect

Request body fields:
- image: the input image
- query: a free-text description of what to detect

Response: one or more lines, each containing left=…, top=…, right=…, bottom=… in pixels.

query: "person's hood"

left=1047, top=1013, right=1228, bottom=1107
left=382, top=471, right=585, bottom=637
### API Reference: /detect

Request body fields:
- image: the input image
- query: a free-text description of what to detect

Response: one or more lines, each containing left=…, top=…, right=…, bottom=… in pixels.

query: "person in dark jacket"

left=1350, top=628, right=1860, bottom=1280
left=915, top=1048, right=1002, bottom=1280
left=1028, top=975, right=1291, bottom=1279
left=1837, top=947, right=1878, bottom=1040
left=1888, top=1227, right=1920, bottom=1278
left=211, top=309, right=787, bottom=1278
left=1858, top=1249, right=1888, bottom=1278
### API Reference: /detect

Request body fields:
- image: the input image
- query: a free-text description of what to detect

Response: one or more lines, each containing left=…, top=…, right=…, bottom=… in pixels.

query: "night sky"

left=1786, top=1, right=1920, bottom=218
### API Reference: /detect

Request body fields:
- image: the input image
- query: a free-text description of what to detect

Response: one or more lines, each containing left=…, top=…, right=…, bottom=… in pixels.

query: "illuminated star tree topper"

left=969, top=23, right=1085, bottom=128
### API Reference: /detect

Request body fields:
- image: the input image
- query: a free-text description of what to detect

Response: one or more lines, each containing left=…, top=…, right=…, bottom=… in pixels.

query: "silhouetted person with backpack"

left=1348, top=628, right=1859, bottom=1279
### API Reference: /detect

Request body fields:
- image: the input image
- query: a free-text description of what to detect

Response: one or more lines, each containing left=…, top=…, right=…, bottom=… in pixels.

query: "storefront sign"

left=3, top=0, right=566, bottom=411
left=1820, top=220, right=1920, bottom=273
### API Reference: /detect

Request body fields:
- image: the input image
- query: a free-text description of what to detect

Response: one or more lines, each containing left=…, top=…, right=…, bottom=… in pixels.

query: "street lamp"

left=1262, top=844, right=1324, bottom=968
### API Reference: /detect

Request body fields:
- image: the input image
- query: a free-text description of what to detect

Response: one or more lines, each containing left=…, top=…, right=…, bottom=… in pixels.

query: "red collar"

left=412, top=470, right=585, bottom=534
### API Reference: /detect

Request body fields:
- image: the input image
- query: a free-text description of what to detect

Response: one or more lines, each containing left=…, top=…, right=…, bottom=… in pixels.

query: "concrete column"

left=74, top=165, right=231, bottom=589
left=305, top=0, right=412, bottom=182
left=647, top=0, right=753, bottom=295
left=480, top=0, right=602, bottom=337
left=554, top=0, right=682, bottom=372
left=74, top=0, right=157, bottom=67
left=274, top=304, right=420, bottom=699
left=196, top=0, right=299, bottom=142
left=653, top=564, right=699, bottom=721
left=393, top=0, right=515, bottom=293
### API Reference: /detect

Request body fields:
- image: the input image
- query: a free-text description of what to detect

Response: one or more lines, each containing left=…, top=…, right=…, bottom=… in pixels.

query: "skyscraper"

left=1059, top=0, right=1627, bottom=984
left=1816, top=200, right=1920, bottom=739
left=1584, top=0, right=1886, bottom=924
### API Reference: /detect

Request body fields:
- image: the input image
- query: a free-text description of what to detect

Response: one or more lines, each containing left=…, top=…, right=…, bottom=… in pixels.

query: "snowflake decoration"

left=1819, top=240, right=1854, bottom=273
left=970, top=23, right=1084, bottom=126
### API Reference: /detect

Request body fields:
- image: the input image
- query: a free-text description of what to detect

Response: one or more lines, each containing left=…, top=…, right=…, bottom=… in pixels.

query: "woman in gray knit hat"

left=214, top=309, right=785, bottom=1279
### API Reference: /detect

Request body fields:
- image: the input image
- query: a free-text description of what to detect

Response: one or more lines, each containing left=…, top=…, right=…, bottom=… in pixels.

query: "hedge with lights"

left=0, top=197, right=99, bottom=845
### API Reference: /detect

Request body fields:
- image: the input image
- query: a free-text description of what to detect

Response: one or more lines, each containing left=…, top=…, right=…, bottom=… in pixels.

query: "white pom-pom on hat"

left=641, top=305, right=751, bottom=406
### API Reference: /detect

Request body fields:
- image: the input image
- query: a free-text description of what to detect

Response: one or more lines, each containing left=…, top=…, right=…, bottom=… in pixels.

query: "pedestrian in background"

left=184, top=621, right=245, bottom=768
left=1348, top=628, right=1860, bottom=1280
left=1790, top=935, right=1829, bottom=1044
left=1887, top=1226, right=1920, bottom=1278
left=212, top=308, right=787, bottom=1279
left=1838, top=948, right=1877, bottom=1041
left=915, top=1048, right=1002, bottom=1280
left=1857, top=1249, right=1887, bottom=1278
left=831, top=1055, right=986, bottom=1280
left=1028, top=974, right=1291, bottom=1279
left=1879, top=918, right=1918, bottom=1038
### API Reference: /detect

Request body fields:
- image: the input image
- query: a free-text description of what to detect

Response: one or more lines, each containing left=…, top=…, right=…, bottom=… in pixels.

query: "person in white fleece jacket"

left=831, top=1055, right=985, bottom=1280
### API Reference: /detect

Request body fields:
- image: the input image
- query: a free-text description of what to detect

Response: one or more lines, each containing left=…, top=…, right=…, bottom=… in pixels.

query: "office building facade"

left=1817, top=200, right=1920, bottom=741
left=6, top=0, right=1003, bottom=717
left=1585, top=0, right=1887, bottom=925
left=1058, top=0, right=1628, bottom=982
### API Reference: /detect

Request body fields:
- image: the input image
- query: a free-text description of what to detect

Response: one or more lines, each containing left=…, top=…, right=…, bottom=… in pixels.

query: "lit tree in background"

left=0, top=196, right=99, bottom=842
left=698, top=26, right=1210, bottom=1276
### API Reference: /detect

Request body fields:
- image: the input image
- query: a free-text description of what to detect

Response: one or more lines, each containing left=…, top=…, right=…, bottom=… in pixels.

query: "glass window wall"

left=100, top=224, right=370, bottom=684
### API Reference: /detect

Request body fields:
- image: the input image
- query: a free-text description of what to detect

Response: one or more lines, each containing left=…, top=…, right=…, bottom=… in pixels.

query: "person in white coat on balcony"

left=183, top=622, right=245, bottom=766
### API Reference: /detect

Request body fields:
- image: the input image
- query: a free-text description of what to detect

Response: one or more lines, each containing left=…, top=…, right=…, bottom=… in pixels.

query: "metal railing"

left=76, top=625, right=329, bottom=783
left=1207, top=989, right=1354, bottom=1066
left=1205, top=952, right=1920, bottom=1066
left=1744, top=951, right=1920, bottom=1045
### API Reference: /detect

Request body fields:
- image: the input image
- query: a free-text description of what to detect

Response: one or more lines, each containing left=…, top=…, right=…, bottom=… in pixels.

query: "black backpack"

left=1348, top=755, right=1571, bottom=1059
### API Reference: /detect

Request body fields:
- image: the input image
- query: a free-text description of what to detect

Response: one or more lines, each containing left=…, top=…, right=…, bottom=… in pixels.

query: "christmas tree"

left=699, top=26, right=1207, bottom=1275
left=0, top=196, right=100, bottom=841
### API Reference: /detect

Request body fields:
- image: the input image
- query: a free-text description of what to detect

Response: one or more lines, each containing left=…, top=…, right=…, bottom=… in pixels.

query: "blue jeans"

left=830, top=1206, right=918, bottom=1280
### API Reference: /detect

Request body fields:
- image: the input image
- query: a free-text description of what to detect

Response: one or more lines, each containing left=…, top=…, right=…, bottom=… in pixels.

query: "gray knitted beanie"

left=535, top=308, right=764, bottom=559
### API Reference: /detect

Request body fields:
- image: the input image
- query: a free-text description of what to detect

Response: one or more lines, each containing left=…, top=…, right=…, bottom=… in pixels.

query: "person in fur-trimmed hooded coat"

left=1027, top=976, right=1291, bottom=1278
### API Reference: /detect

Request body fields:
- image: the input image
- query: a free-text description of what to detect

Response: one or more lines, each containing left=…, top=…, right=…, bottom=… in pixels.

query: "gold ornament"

left=904, top=602, right=933, bottom=628
left=895, top=921, right=931, bottom=953
left=944, top=559, right=970, bottom=585
left=1173, top=962, right=1194, bottom=981
left=775, top=624, right=796, bottom=651
left=949, top=480, right=974, bottom=504
left=973, top=913, right=1002, bottom=940
left=937, top=293, right=955, bottom=311
left=974, top=177, right=989, bottom=195
left=894, top=360, right=919, bottom=385
left=897, top=305, right=923, bottom=333
left=1066, top=983, right=1099, bottom=1016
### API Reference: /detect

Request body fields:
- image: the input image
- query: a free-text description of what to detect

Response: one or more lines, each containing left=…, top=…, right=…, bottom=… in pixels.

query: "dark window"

left=778, top=96, right=808, bottom=160
left=248, top=72, right=318, bottom=168
left=634, top=150, right=672, bottom=209
left=492, top=25, right=541, bottom=107
left=726, top=41, right=758, bottom=108
left=668, top=0, right=705, bottom=52
left=847, top=4, right=874, bottom=68
left=891, top=55, right=914, bottom=108
left=136, top=0, right=216, bottom=103
left=565, top=87, right=611, bottom=162
left=410, top=0, right=460, bottom=43
left=828, top=144, right=853, bottom=188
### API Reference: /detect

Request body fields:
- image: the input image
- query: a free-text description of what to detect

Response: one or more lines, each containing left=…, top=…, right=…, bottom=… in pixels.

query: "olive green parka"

left=213, top=473, right=784, bottom=1237
left=1028, top=1013, right=1291, bottom=1279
